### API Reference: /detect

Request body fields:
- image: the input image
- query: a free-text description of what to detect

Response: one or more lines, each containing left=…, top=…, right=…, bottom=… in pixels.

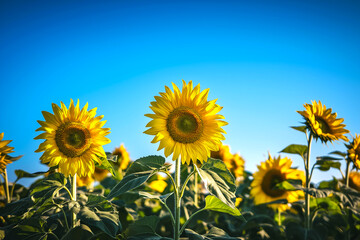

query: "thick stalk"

left=305, top=134, right=313, bottom=237
left=174, top=158, right=181, bottom=240
left=194, top=170, right=199, bottom=208
left=345, top=159, right=351, bottom=188
left=3, top=169, right=10, bottom=203
left=72, top=173, right=77, bottom=228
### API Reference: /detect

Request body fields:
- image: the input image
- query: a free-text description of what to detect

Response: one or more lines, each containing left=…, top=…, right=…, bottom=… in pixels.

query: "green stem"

left=163, top=170, right=178, bottom=197
left=174, top=158, right=181, bottom=240
left=3, top=169, right=10, bottom=204
left=179, top=208, right=206, bottom=235
left=179, top=168, right=195, bottom=199
left=194, top=170, right=199, bottom=208
left=71, top=173, right=77, bottom=228
left=345, top=159, right=351, bottom=188
left=305, top=133, right=313, bottom=238
left=277, top=209, right=282, bottom=226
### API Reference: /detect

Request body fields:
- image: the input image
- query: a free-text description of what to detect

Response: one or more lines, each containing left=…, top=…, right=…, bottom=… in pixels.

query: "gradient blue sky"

left=1, top=0, right=359, bottom=185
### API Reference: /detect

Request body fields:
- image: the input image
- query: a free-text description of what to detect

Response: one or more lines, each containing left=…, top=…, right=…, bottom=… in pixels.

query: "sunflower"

left=250, top=154, right=305, bottom=211
left=35, top=99, right=111, bottom=177
left=346, top=134, right=360, bottom=169
left=211, top=144, right=245, bottom=178
left=144, top=80, right=227, bottom=165
left=297, top=100, right=349, bottom=143
left=77, top=175, right=95, bottom=188
left=149, top=174, right=168, bottom=193
left=0, top=133, right=21, bottom=174
left=93, top=167, right=109, bottom=182
left=112, top=144, right=131, bottom=170
left=348, top=171, right=360, bottom=192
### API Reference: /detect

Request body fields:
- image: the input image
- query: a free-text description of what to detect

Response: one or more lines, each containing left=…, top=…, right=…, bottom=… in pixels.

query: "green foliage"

left=96, top=152, right=118, bottom=177
left=203, top=195, right=241, bottom=217
left=197, top=158, right=236, bottom=208
left=290, top=126, right=307, bottom=133
left=280, top=144, right=308, bottom=160
left=127, top=215, right=160, bottom=237
left=107, top=156, right=166, bottom=200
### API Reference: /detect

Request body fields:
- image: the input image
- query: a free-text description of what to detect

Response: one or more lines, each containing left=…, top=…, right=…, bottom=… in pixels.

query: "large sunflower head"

left=211, top=144, right=245, bottom=178
left=144, top=80, right=227, bottom=165
left=250, top=154, right=305, bottom=211
left=112, top=144, right=131, bottom=170
left=346, top=134, right=360, bottom=169
left=297, top=100, right=349, bottom=143
left=35, top=99, right=111, bottom=177
left=348, top=171, right=360, bottom=192
left=0, top=133, right=22, bottom=174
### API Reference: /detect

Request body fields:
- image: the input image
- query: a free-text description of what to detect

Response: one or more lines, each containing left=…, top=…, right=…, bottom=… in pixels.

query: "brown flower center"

left=315, top=116, right=332, bottom=134
left=167, top=107, right=203, bottom=143
left=55, top=122, right=91, bottom=157
left=261, top=169, right=286, bottom=198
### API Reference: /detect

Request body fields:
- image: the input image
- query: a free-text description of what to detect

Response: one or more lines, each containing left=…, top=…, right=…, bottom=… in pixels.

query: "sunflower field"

left=0, top=80, right=359, bottom=240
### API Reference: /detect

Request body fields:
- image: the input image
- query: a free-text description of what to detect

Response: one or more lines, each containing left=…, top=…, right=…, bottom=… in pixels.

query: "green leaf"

left=311, top=197, right=341, bottom=212
left=106, top=152, right=118, bottom=163
left=127, top=215, right=160, bottom=237
left=107, top=156, right=167, bottom=200
left=329, top=151, right=346, bottom=158
left=315, top=160, right=341, bottom=171
left=197, top=158, right=236, bottom=208
left=275, top=180, right=301, bottom=191
left=14, top=170, right=46, bottom=182
left=96, top=155, right=117, bottom=177
left=106, top=171, right=153, bottom=200
left=138, top=191, right=173, bottom=206
left=204, top=195, right=241, bottom=216
left=60, top=224, right=93, bottom=240
left=318, top=178, right=339, bottom=190
left=78, top=206, right=120, bottom=237
left=126, top=155, right=166, bottom=175
left=316, top=156, right=342, bottom=161
left=290, top=126, right=307, bottom=133
left=280, top=144, right=308, bottom=159
left=0, top=197, right=33, bottom=216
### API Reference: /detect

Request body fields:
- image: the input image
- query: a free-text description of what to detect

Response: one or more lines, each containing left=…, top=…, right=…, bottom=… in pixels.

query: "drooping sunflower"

left=211, top=144, right=245, bottom=178
left=250, top=154, right=305, bottom=211
left=0, top=133, right=21, bottom=174
left=346, top=134, right=360, bottom=169
left=35, top=99, right=111, bottom=177
left=93, top=167, right=109, bottom=182
left=112, top=144, right=131, bottom=170
left=348, top=171, right=360, bottom=192
left=144, top=80, right=227, bottom=165
left=297, top=100, right=349, bottom=143
left=77, top=175, right=95, bottom=188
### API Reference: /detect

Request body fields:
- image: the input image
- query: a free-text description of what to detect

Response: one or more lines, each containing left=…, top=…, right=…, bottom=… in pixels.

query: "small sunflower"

left=112, top=144, right=131, bottom=170
left=144, top=80, right=227, bottom=165
left=93, top=167, right=109, bottom=182
left=348, top=171, right=360, bottom=192
left=35, top=99, right=111, bottom=177
left=0, top=133, right=21, bottom=174
left=346, top=134, right=360, bottom=169
left=297, top=100, right=349, bottom=143
left=149, top=174, right=168, bottom=193
left=77, top=175, right=94, bottom=188
left=250, top=154, right=305, bottom=211
left=211, top=144, right=245, bottom=178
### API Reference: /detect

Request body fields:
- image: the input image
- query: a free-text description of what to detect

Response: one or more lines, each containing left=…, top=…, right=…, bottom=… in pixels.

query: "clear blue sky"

left=1, top=0, right=359, bottom=186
